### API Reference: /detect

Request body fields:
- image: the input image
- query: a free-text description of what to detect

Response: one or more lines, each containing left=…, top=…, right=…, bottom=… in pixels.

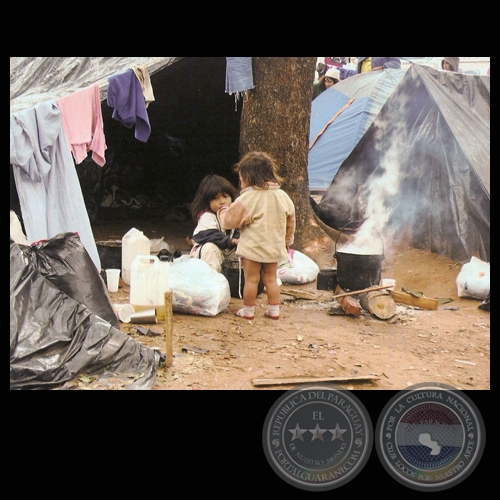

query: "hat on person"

left=442, top=57, right=460, bottom=72
left=325, top=67, right=340, bottom=81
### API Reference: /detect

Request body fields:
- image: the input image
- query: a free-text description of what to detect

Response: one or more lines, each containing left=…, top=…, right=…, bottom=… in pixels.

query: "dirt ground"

left=93, top=216, right=490, bottom=391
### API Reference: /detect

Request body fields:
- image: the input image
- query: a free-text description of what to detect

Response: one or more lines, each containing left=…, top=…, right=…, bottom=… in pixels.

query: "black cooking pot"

left=334, top=222, right=384, bottom=292
left=96, top=240, right=122, bottom=270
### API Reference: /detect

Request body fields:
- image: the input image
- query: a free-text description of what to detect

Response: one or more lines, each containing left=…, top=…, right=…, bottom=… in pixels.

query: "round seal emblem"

left=262, top=384, right=373, bottom=491
left=375, top=383, right=486, bottom=491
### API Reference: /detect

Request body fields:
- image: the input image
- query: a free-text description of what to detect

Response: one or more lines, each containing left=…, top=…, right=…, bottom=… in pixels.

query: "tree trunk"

left=239, top=57, right=344, bottom=269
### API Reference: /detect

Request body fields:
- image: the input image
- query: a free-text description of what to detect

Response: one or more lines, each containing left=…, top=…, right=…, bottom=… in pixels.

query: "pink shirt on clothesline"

left=56, top=83, right=107, bottom=166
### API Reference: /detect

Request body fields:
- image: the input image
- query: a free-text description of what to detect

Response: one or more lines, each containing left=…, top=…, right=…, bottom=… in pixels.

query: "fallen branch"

left=332, top=284, right=393, bottom=299
left=251, top=374, right=380, bottom=387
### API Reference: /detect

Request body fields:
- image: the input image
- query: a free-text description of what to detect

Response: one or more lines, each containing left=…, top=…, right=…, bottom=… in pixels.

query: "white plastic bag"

left=169, top=255, right=230, bottom=316
left=277, top=249, right=320, bottom=285
left=149, top=237, right=171, bottom=253
left=456, top=256, right=490, bottom=299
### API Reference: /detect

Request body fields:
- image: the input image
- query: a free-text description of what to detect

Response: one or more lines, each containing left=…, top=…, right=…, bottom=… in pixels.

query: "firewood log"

left=360, top=290, right=396, bottom=319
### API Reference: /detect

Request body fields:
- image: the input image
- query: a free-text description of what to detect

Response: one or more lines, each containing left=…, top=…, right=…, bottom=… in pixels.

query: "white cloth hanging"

left=10, top=100, right=101, bottom=271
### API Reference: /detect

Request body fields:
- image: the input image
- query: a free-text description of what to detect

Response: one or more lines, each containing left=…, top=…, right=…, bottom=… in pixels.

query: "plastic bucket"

left=96, top=241, right=122, bottom=270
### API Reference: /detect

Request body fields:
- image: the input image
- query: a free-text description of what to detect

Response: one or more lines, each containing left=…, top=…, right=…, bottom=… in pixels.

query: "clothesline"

left=10, top=57, right=255, bottom=272
left=9, top=57, right=181, bottom=115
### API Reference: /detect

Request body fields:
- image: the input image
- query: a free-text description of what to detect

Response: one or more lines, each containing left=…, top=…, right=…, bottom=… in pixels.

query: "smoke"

left=338, top=106, right=409, bottom=256
left=353, top=150, right=400, bottom=250
left=325, top=67, right=482, bottom=262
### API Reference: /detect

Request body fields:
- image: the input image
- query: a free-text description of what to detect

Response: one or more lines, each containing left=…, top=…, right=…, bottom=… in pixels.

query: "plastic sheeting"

left=10, top=57, right=182, bottom=114
left=10, top=236, right=160, bottom=390
left=318, top=64, right=490, bottom=263
left=308, top=69, right=406, bottom=190
left=30, top=232, right=119, bottom=328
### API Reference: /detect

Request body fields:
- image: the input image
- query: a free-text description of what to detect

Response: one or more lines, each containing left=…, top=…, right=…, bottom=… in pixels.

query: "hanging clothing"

left=131, top=64, right=155, bottom=108
left=10, top=100, right=101, bottom=270
left=225, top=57, right=254, bottom=108
left=225, top=57, right=254, bottom=93
left=56, top=83, right=107, bottom=166
left=107, top=69, right=151, bottom=143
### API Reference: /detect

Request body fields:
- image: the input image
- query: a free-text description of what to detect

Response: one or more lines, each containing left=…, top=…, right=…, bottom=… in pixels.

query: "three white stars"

left=288, top=423, right=347, bottom=442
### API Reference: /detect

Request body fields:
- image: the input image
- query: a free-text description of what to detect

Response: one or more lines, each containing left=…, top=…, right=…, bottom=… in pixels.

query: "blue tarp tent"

left=308, top=69, right=406, bottom=191
left=315, top=64, right=490, bottom=263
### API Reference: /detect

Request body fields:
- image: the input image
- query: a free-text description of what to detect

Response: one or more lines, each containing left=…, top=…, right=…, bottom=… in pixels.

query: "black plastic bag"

left=10, top=239, right=159, bottom=390
left=221, top=258, right=264, bottom=299
left=30, top=232, right=119, bottom=328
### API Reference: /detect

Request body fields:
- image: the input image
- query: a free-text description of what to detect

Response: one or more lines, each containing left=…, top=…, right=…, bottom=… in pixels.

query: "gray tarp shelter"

left=10, top=57, right=247, bottom=390
left=10, top=57, right=182, bottom=114
left=10, top=58, right=184, bottom=390
left=10, top=57, right=243, bottom=220
left=315, top=64, right=490, bottom=263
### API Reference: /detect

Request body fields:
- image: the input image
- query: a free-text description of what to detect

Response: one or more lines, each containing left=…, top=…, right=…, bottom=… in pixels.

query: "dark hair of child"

left=190, top=174, right=239, bottom=221
left=233, top=151, right=284, bottom=189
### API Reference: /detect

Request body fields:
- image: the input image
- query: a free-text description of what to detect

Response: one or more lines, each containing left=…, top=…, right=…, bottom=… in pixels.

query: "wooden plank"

left=389, top=290, right=438, bottom=310
left=164, top=291, right=173, bottom=367
left=252, top=374, right=381, bottom=387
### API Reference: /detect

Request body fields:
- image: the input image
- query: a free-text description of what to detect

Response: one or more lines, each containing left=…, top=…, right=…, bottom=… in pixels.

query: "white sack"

left=456, top=256, right=490, bottom=300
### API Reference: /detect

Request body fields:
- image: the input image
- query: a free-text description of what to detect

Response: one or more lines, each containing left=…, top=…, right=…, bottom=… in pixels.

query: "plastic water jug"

left=122, top=228, right=150, bottom=285
left=130, top=255, right=170, bottom=320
